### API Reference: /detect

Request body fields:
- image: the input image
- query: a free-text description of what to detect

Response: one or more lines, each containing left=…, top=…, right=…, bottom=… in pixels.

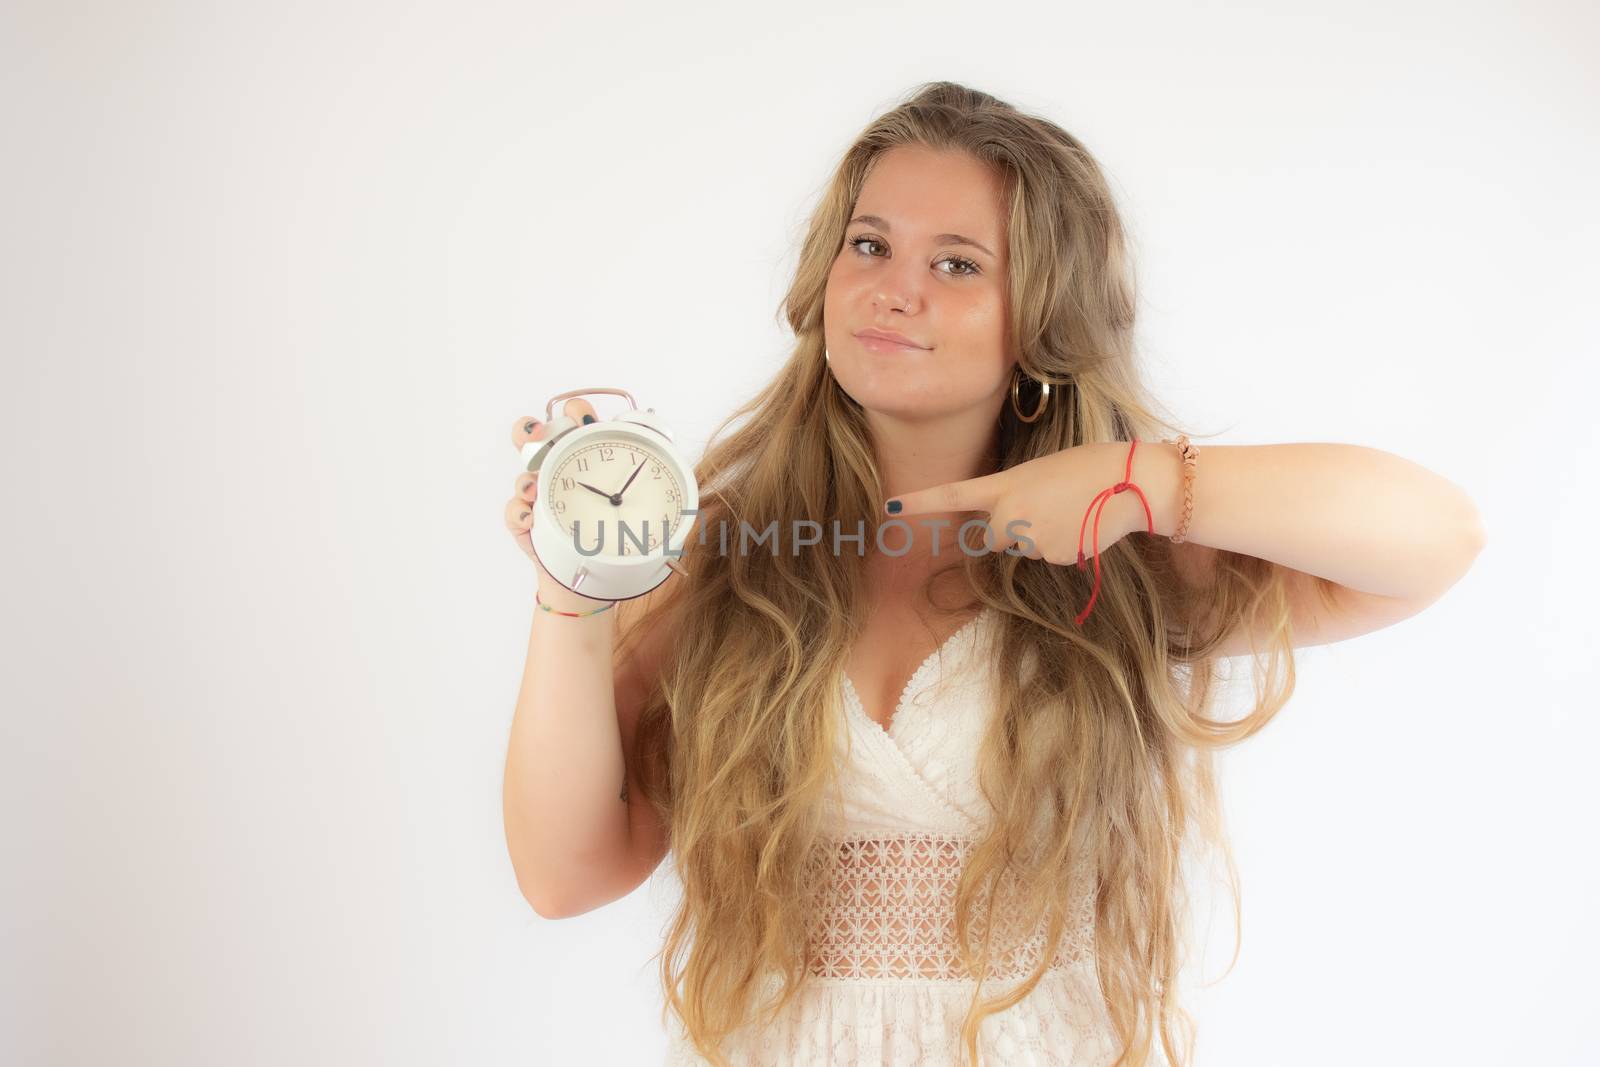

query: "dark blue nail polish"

left=582, top=414, right=595, bottom=424
left=886, top=499, right=902, bottom=514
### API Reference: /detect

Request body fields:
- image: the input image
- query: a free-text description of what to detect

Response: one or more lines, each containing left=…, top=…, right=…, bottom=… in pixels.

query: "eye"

left=845, top=235, right=982, bottom=278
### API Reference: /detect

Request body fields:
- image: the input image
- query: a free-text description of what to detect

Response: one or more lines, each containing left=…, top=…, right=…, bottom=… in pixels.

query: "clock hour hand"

left=576, top=480, right=616, bottom=501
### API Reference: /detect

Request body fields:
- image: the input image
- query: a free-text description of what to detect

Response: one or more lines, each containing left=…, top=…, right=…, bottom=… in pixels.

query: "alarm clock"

left=520, top=387, right=699, bottom=601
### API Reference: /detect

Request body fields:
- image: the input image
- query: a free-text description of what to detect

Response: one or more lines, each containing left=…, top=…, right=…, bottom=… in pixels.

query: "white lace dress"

left=664, top=609, right=1123, bottom=1066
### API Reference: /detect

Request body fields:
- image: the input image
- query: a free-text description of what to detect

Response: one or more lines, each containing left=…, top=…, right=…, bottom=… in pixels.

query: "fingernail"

left=885, top=499, right=902, bottom=514
left=520, top=511, right=530, bottom=521
left=582, top=414, right=595, bottom=425
left=524, top=420, right=538, bottom=433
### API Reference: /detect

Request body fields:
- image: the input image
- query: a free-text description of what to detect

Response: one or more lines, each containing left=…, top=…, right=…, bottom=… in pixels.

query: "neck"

left=864, top=401, right=1002, bottom=563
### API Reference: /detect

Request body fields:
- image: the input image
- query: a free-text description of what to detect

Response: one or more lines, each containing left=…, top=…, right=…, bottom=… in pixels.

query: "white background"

left=3, top=1, right=1595, bottom=1064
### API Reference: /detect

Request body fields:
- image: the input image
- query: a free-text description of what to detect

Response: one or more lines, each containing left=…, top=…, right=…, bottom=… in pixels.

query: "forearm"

left=1109, top=440, right=1486, bottom=600
left=502, top=587, right=630, bottom=912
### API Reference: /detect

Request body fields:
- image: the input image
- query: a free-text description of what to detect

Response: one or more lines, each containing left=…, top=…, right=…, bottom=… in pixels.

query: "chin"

left=856, top=396, right=952, bottom=422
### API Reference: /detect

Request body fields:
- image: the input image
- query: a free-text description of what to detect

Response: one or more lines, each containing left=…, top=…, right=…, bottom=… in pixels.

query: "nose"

left=873, top=258, right=924, bottom=315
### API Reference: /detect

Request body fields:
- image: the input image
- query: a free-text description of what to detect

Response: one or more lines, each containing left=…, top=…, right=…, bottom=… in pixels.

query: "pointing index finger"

left=885, top=471, right=1004, bottom=517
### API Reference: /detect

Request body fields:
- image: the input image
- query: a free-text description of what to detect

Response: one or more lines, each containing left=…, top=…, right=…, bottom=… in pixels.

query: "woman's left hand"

left=884, top=442, right=1156, bottom=566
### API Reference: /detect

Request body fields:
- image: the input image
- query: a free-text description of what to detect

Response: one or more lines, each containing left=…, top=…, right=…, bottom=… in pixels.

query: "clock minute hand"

left=614, top=459, right=648, bottom=500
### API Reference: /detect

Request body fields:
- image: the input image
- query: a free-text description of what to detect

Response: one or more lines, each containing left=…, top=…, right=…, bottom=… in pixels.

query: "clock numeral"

left=651, top=464, right=662, bottom=479
left=553, top=500, right=566, bottom=513
left=627, top=450, right=639, bottom=465
left=600, top=446, right=614, bottom=462
left=576, top=457, right=590, bottom=472
left=560, top=477, right=575, bottom=491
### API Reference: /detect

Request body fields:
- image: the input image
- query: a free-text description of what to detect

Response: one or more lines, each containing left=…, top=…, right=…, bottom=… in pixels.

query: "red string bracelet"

left=1072, top=438, right=1156, bottom=625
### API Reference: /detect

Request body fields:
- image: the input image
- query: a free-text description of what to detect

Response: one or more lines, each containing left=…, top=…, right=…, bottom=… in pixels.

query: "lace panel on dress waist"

left=804, top=830, right=1097, bottom=982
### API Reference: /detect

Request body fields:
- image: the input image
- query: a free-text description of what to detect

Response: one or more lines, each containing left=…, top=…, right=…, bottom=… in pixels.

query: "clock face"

left=543, top=435, right=688, bottom=557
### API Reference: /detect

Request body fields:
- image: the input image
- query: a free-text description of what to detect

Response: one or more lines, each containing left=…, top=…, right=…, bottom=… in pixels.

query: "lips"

left=854, top=329, right=929, bottom=351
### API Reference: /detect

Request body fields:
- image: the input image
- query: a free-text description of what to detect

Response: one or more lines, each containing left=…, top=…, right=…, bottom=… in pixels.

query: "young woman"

left=500, top=82, right=1485, bottom=1067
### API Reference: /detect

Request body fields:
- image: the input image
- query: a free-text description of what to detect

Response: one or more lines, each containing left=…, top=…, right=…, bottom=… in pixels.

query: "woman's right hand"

left=505, top=397, right=609, bottom=608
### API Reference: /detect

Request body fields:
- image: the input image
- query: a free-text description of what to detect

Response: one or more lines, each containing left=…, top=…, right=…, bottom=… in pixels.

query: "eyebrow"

left=847, top=214, right=997, bottom=259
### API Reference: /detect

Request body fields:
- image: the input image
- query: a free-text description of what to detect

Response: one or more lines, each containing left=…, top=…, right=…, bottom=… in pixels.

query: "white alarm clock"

left=520, top=387, right=699, bottom=601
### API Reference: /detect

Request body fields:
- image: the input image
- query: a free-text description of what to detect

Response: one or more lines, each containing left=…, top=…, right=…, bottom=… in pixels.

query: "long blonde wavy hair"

left=622, top=80, right=1320, bottom=1067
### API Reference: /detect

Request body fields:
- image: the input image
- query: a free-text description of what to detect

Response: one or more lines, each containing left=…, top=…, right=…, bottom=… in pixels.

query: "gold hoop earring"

left=1010, top=365, right=1051, bottom=423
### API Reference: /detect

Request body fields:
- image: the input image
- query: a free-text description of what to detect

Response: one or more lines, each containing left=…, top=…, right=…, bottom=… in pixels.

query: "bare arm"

left=500, top=403, right=671, bottom=919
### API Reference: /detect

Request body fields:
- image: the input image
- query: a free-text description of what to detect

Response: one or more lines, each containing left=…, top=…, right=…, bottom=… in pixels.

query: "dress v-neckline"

left=841, top=610, right=988, bottom=740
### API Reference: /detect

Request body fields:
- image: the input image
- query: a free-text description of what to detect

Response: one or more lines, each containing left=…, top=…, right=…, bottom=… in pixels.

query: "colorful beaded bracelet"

left=535, top=590, right=615, bottom=618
